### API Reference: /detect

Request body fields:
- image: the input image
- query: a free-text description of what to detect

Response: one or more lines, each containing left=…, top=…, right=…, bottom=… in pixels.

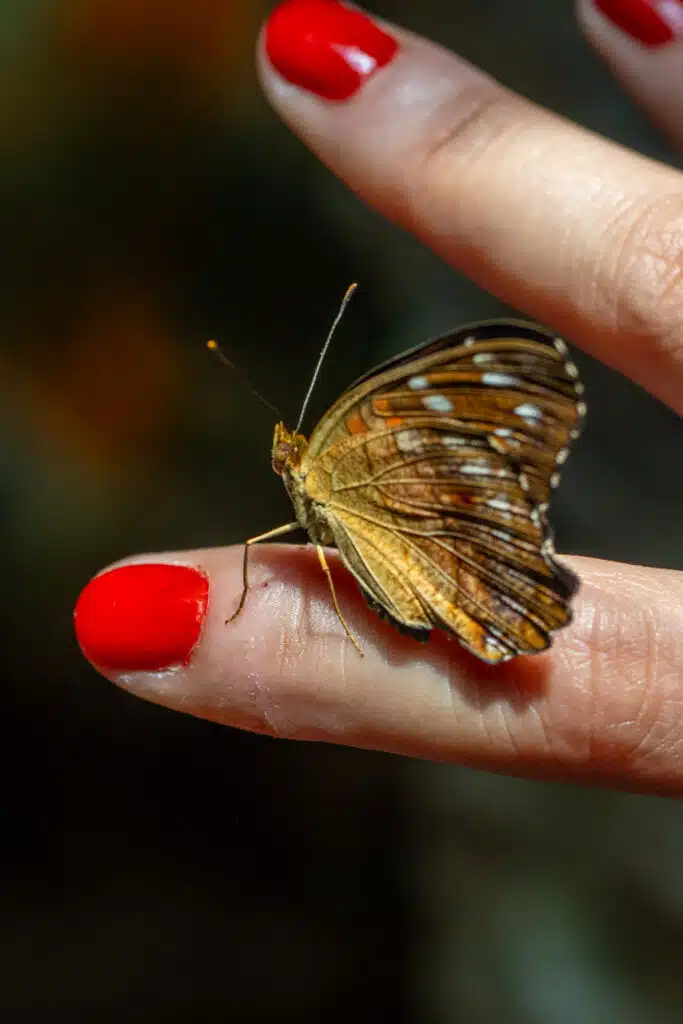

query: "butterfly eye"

left=271, top=441, right=291, bottom=476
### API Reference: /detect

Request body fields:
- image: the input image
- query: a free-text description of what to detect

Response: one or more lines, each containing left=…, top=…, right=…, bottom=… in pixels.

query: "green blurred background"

left=2, top=1, right=683, bottom=1020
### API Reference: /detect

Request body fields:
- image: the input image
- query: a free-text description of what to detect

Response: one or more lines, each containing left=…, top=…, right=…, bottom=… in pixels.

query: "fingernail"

left=265, top=0, right=399, bottom=101
left=74, top=563, right=209, bottom=672
left=594, top=0, right=683, bottom=45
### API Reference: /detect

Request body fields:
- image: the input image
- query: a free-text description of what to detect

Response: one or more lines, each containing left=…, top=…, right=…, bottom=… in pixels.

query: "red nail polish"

left=594, top=0, right=683, bottom=45
left=265, top=0, right=398, bottom=100
left=74, top=563, right=209, bottom=672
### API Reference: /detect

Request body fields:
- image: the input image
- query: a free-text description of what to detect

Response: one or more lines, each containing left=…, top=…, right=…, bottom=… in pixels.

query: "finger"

left=75, top=547, right=683, bottom=795
left=578, top=0, right=683, bottom=149
left=258, top=0, right=683, bottom=416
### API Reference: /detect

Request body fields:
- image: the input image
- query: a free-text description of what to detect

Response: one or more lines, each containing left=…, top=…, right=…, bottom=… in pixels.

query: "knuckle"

left=409, top=82, right=531, bottom=196
left=593, top=191, right=683, bottom=366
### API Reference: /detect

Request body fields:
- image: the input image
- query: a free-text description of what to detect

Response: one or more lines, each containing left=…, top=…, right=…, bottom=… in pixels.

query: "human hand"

left=74, top=1, right=683, bottom=795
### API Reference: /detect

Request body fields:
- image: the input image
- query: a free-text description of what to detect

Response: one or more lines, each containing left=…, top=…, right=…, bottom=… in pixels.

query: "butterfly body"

left=271, top=423, right=332, bottom=546
left=247, top=319, right=585, bottom=664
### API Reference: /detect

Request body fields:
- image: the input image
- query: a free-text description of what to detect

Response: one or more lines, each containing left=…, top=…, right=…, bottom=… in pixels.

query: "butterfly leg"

left=316, top=545, right=363, bottom=657
left=227, top=522, right=300, bottom=624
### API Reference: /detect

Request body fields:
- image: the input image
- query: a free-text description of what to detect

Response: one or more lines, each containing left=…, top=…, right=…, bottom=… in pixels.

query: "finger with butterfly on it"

left=68, top=289, right=678, bottom=792
left=259, top=0, right=683, bottom=417
left=74, top=546, right=683, bottom=796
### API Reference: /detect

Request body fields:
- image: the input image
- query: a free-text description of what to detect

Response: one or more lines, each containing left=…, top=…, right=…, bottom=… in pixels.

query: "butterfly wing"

left=301, top=321, right=585, bottom=663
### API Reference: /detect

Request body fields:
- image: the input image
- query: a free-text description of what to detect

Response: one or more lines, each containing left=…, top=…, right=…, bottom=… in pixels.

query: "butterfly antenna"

left=207, top=340, right=282, bottom=418
left=295, top=283, right=357, bottom=434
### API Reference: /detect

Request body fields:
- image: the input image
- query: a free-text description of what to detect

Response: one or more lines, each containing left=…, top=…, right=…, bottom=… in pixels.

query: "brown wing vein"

left=330, top=518, right=431, bottom=628
left=424, top=535, right=570, bottom=628
left=339, top=513, right=536, bottom=654
left=392, top=530, right=561, bottom=649
left=330, top=501, right=566, bottom=646
left=396, top=529, right=565, bottom=634
left=327, top=499, right=549, bottom=590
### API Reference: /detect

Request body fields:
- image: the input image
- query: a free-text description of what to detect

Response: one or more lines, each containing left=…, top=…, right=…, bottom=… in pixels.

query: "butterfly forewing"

left=299, top=321, right=584, bottom=663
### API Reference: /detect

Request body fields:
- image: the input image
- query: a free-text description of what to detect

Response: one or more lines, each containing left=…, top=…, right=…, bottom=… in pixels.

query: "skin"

left=92, top=4, right=683, bottom=795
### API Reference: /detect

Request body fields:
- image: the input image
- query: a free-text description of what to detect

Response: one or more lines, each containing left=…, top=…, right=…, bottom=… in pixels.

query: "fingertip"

left=260, top=0, right=399, bottom=102
left=582, top=0, right=683, bottom=48
left=577, top=0, right=683, bottom=147
left=74, top=545, right=683, bottom=792
left=74, top=561, right=210, bottom=674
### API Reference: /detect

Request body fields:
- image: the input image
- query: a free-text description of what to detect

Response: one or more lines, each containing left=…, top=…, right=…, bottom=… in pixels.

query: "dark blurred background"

left=2, top=1, right=683, bottom=1020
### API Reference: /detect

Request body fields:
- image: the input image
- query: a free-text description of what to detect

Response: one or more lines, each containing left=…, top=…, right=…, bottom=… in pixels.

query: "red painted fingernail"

left=265, top=0, right=398, bottom=101
left=594, top=0, right=683, bottom=45
left=74, top=563, right=209, bottom=672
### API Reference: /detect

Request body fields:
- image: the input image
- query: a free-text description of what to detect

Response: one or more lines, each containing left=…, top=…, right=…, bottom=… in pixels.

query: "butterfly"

left=227, top=286, right=585, bottom=664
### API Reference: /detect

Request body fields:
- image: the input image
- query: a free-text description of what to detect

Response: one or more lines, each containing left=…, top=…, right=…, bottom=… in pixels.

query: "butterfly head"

left=271, top=422, right=308, bottom=476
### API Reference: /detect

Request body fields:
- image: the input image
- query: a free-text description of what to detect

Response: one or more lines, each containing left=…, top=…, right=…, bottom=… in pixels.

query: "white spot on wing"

left=460, top=463, right=511, bottom=478
left=556, top=448, right=569, bottom=465
left=482, top=372, right=519, bottom=387
left=407, top=375, right=428, bottom=391
left=514, top=402, right=543, bottom=422
left=494, top=427, right=513, bottom=438
left=472, top=352, right=493, bottom=365
left=554, top=338, right=568, bottom=355
left=441, top=436, right=466, bottom=448
left=423, top=394, right=454, bottom=413
left=566, top=361, right=579, bottom=379
left=395, top=429, right=423, bottom=454
left=488, top=497, right=512, bottom=513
